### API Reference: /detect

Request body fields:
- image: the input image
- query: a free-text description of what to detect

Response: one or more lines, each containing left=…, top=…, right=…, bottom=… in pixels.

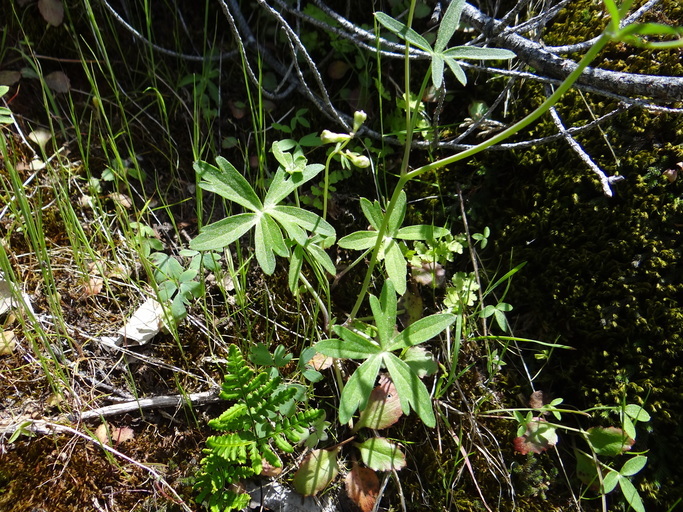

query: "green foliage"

left=375, top=0, right=516, bottom=89
left=189, top=152, right=336, bottom=280
left=314, top=279, right=455, bottom=427
left=0, top=86, right=13, bottom=125
left=338, top=190, right=450, bottom=295
left=149, top=249, right=221, bottom=324
left=195, top=344, right=324, bottom=511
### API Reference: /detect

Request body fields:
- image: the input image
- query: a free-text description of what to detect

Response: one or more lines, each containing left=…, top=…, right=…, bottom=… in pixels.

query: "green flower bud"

left=343, top=150, right=371, bottom=168
left=352, top=110, right=367, bottom=133
left=320, top=130, right=351, bottom=144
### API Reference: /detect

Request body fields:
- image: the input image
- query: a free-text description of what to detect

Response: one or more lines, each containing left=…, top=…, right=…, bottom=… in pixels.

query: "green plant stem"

left=405, top=33, right=612, bottom=181
left=323, top=140, right=350, bottom=221
left=349, top=33, right=611, bottom=321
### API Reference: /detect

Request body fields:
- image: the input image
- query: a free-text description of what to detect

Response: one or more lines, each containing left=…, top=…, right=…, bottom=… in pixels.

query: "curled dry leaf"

left=44, top=71, right=70, bottom=93
left=117, top=297, right=166, bottom=345
left=82, top=277, right=104, bottom=298
left=310, top=351, right=334, bottom=371
left=38, top=0, right=64, bottom=27
left=411, top=261, right=446, bottom=287
left=28, top=128, right=52, bottom=153
left=108, top=192, right=133, bottom=209
left=345, top=465, right=379, bottom=512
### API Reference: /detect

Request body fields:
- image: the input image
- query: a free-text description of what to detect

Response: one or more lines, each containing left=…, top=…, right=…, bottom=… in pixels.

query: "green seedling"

left=1, top=86, right=13, bottom=125
left=149, top=249, right=221, bottom=324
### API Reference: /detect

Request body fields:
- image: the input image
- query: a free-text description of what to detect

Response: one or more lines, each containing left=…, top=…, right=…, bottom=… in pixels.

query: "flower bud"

left=352, top=110, right=367, bottom=134
left=343, top=150, right=371, bottom=168
left=320, top=130, right=351, bottom=144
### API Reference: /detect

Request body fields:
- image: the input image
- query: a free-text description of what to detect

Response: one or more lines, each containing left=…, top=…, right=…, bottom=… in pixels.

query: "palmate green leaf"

left=431, top=53, right=446, bottom=89
left=304, top=241, right=337, bottom=275
left=255, top=214, right=288, bottom=275
left=339, top=355, right=383, bottom=424
left=338, top=230, right=378, bottom=250
left=270, top=205, right=336, bottom=239
left=370, top=279, right=397, bottom=348
left=445, top=57, right=468, bottom=86
left=395, top=224, right=450, bottom=240
left=443, top=46, right=516, bottom=61
left=387, top=313, right=456, bottom=350
left=384, top=238, right=408, bottom=295
left=314, top=327, right=381, bottom=359
left=195, top=157, right=262, bottom=212
left=374, top=12, right=432, bottom=52
left=383, top=352, right=435, bottom=427
left=360, top=197, right=384, bottom=231
left=264, top=164, right=325, bottom=207
left=619, top=476, right=645, bottom=512
left=435, top=0, right=465, bottom=52
left=387, top=191, right=407, bottom=234
left=190, top=213, right=258, bottom=251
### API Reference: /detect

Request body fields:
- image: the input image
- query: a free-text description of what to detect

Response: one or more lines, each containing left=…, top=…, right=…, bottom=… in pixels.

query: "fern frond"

left=196, top=344, right=323, bottom=512
left=205, top=432, right=256, bottom=463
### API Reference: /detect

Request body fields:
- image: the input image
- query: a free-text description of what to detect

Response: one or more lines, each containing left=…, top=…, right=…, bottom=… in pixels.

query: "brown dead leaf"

left=82, top=277, right=104, bottom=297
left=260, top=458, right=283, bottom=477
left=0, top=70, right=21, bottom=87
left=108, top=192, right=132, bottom=208
left=327, top=60, right=351, bottom=80
left=345, top=465, right=379, bottom=512
left=310, top=351, right=333, bottom=371
left=38, top=0, right=64, bottom=27
left=0, top=331, right=16, bottom=355
left=94, top=423, right=135, bottom=445
left=529, top=390, right=545, bottom=410
left=44, top=71, right=70, bottom=93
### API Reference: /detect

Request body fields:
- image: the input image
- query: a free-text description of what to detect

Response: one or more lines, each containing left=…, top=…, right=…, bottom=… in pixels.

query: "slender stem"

left=405, top=33, right=612, bottom=181
left=349, top=30, right=611, bottom=321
